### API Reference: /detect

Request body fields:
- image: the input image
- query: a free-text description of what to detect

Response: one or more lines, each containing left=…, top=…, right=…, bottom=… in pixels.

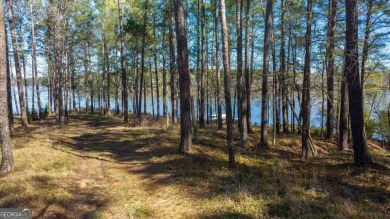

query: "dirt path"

left=43, top=113, right=197, bottom=219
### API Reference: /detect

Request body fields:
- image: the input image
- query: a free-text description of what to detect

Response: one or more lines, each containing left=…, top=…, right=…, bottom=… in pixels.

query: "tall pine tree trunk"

left=271, top=19, right=280, bottom=134
left=173, top=0, right=192, bottom=152
left=169, top=3, right=178, bottom=124
left=30, top=0, right=41, bottom=118
left=214, top=0, right=222, bottom=130
left=138, top=0, right=149, bottom=122
left=345, top=0, right=371, bottom=165
left=199, top=0, right=206, bottom=128
left=280, top=0, right=288, bottom=133
left=326, top=0, right=337, bottom=140
left=301, top=0, right=313, bottom=159
left=106, top=43, right=110, bottom=115
left=220, top=0, right=235, bottom=168
left=6, top=0, right=28, bottom=127
left=118, top=0, right=128, bottom=123
left=260, top=0, right=273, bottom=148
left=162, top=28, right=169, bottom=126
left=361, top=0, right=374, bottom=116
left=5, top=23, right=13, bottom=130
left=237, top=0, right=247, bottom=147
left=149, top=56, right=155, bottom=116
left=244, top=0, right=252, bottom=133
left=153, top=16, right=160, bottom=119
left=0, top=4, right=13, bottom=173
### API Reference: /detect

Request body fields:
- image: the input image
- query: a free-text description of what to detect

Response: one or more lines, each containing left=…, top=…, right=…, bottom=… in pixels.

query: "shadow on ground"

left=5, top=112, right=389, bottom=218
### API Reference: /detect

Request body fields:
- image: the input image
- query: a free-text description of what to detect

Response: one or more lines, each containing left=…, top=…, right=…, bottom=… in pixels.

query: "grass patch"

left=1, top=112, right=389, bottom=218
left=268, top=197, right=292, bottom=217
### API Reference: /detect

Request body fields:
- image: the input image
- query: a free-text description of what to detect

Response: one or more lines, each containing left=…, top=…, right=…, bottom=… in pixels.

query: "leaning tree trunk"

left=6, top=0, right=28, bottom=127
left=173, top=0, right=192, bottom=153
left=260, top=0, right=273, bottom=149
left=345, top=0, right=371, bottom=165
left=0, top=4, right=13, bottom=173
left=361, top=0, right=374, bottom=117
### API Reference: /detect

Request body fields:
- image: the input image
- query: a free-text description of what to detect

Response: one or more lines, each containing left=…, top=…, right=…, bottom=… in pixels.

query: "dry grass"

left=1, top=112, right=389, bottom=219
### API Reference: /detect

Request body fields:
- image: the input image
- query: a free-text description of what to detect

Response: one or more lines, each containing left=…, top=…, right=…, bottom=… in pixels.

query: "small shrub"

left=40, top=105, right=49, bottom=119
left=28, top=107, right=40, bottom=121
left=310, top=127, right=323, bottom=138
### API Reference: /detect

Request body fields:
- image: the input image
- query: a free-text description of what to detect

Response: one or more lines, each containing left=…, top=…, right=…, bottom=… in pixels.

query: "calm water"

left=13, top=86, right=325, bottom=127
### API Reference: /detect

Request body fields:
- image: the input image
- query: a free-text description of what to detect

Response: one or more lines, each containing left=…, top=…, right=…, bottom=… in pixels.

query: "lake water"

left=13, top=86, right=325, bottom=127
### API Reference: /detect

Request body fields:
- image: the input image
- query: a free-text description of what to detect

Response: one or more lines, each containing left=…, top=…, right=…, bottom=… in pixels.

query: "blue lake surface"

left=13, top=86, right=325, bottom=127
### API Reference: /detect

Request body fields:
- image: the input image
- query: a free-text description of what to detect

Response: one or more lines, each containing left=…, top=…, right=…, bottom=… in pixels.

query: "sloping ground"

left=0, top=112, right=389, bottom=219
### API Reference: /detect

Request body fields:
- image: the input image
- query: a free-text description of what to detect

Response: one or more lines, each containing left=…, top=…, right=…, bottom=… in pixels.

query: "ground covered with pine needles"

left=0, top=112, right=389, bottom=219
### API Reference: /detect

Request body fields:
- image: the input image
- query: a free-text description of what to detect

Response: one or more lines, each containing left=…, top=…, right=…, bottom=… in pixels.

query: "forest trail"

left=43, top=113, right=199, bottom=218
left=1, top=112, right=389, bottom=219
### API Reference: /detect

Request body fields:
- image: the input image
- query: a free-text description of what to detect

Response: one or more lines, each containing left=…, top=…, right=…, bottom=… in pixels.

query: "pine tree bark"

left=107, top=43, right=110, bottom=115
left=20, top=30, right=29, bottom=116
left=280, top=0, right=289, bottom=133
left=134, top=38, right=139, bottom=115
left=345, top=0, right=371, bottom=165
left=30, top=0, right=41, bottom=118
left=46, top=44, right=52, bottom=113
left=6, top=0, right=28, bottom=127
left=0, top=4, right=13, bottom=173
left=138, top=0, right=149, bottom=122
left=153, top=16, right=160, bottom=119
left=237, top=0, right=247, bottom=147
left=326, top=0, right=337, bottom=140
left=118, top=0, right=128, bottom=123
left=302, top=0, right=313, bottom=159
left=261, top=0, right=273, bottom=148
left=271, top=20, right=280, bottom=134
left=88, top=44, right=94, bottom=113
left=149, top=56, right=155, bottom=116
left=50, top=1, right=64, bottom=124
left=220, top=0, right=236, bottom=168
left=214, top=0, right=222, bottom=130
left=173, top=0, right=192, bottom=152
left=244, top=0, right=252, bottom=133
left=5, top=23, right=13, bottom=130
left=169, top=4, right=178, bottom=124
left=249, top=23, right=255, bottom=130
left=199, top=0, right=206, bottom=128
left=162, top=28, right=169, bottom=126
left=102, top=39, right=106, bottom=114
left=361, top=0, right=374, bottom=112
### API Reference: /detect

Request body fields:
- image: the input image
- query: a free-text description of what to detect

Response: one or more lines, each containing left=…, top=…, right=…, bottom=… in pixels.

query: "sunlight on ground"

left=0, top=112, right=389, bottom=218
